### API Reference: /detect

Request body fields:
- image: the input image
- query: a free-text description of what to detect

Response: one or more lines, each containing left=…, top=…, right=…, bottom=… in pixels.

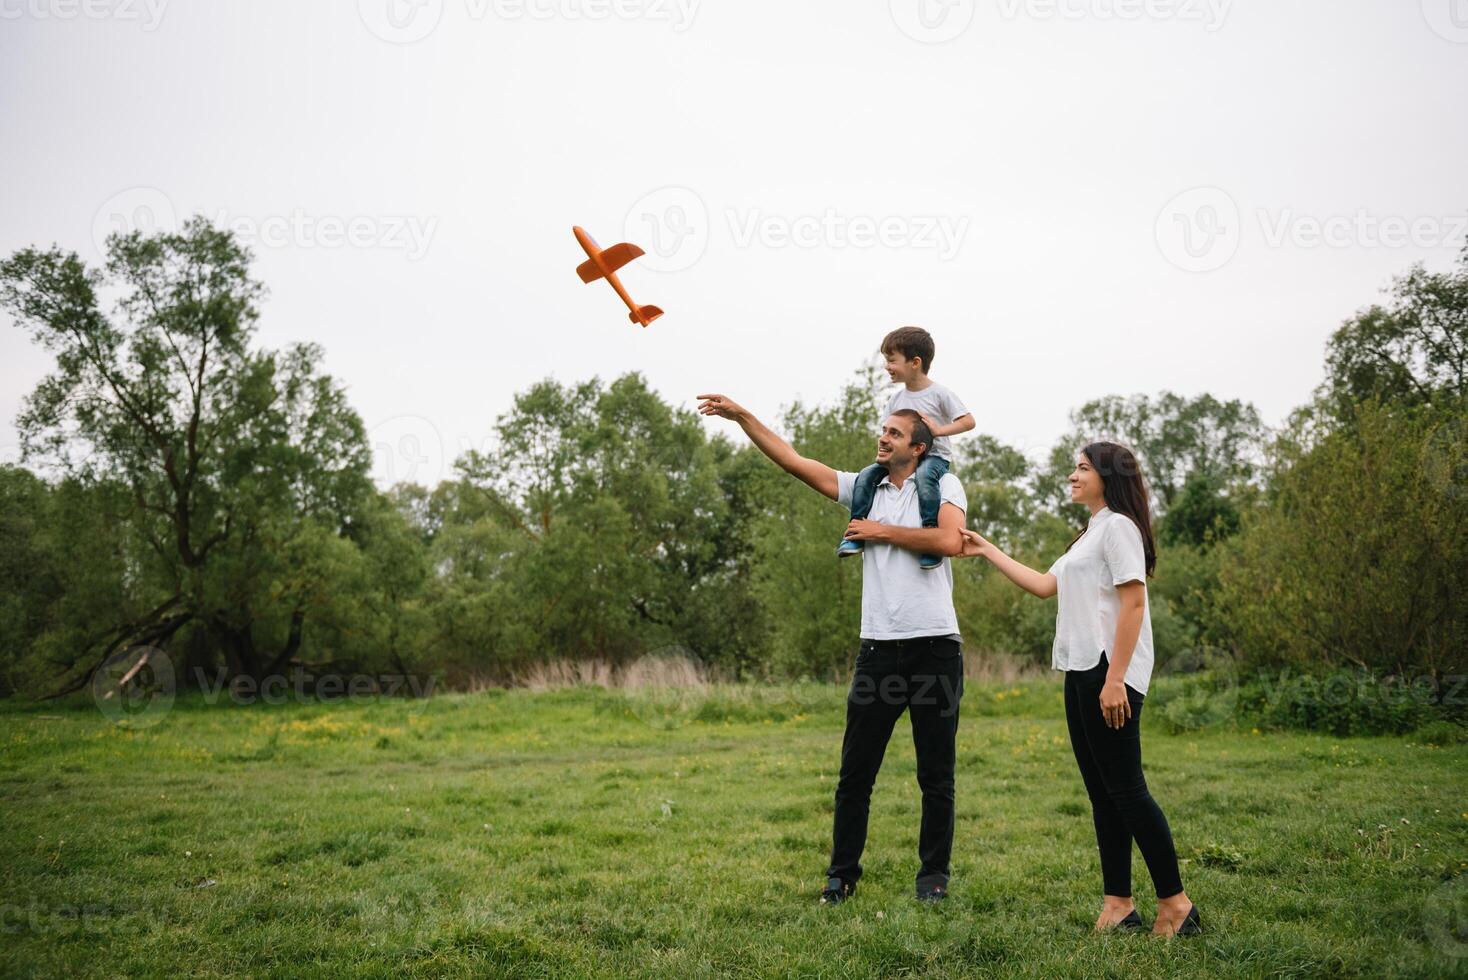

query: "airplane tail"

left=629, top=304, right=664, bottom=326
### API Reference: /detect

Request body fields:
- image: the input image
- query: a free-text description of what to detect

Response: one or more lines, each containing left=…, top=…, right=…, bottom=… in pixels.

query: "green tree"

left=1037, top=392, right=1266, bottom=519
left=741, top=370, right=884, bottom=677
left=1322, top=243, right=1468, bottom=418
left=440, top=373, right=762, bottom=675
left=0, top=217, right=373, bottom=693
left=1215, top=400, right=1468, bottom=680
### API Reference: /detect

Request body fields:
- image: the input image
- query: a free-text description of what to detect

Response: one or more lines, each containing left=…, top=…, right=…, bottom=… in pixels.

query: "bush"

left=1215, top=400, right=1468, bottom=680
left=1237, top=668, right=1447, bottom=736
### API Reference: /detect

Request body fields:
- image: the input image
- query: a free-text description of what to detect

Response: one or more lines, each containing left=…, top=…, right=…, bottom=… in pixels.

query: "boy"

left=838, top=326, right=974, bottom=570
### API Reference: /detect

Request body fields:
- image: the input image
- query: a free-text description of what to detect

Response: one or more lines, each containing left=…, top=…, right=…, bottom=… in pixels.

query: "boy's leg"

left=915, top=456, right=949, bottom=528
left=838, top=463, right=888, bottom=556
left=914, top=457, right=950, bottom=569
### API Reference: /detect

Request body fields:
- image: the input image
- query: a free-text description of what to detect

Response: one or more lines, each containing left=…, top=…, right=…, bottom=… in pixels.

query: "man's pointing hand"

left=697, top=394, right=746, bottom=420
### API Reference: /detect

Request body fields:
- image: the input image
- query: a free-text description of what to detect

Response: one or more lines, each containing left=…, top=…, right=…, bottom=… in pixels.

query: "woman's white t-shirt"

left=1046, top=506, right=1154, bottom=694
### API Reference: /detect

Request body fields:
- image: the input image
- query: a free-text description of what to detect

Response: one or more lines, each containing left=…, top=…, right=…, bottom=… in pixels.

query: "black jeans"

left=827, top=635, right=964, bottom=888
left=1064, top=653, right=1184, bottom=899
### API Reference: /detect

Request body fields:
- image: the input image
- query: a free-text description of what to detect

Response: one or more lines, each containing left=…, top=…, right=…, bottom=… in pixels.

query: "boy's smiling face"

left=883, top=349, right=923, bottom=385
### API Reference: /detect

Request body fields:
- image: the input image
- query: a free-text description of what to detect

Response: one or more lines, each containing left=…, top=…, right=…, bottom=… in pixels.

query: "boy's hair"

left=881, top=326, right=935, bottom=374
left=890, top=409, right=932, bottom=460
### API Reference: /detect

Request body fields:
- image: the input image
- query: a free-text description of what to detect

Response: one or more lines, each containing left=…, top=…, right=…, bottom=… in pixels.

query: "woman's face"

left=1067, top=453, right=1105, bottom=508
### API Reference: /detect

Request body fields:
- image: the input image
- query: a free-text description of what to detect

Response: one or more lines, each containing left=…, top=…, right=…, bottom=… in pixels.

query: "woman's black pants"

left=1064, top=653, right=1184, bottom=899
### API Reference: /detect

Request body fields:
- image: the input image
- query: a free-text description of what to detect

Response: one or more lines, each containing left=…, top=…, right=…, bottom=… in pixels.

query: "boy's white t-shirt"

left=885, top=382, right=970, bottom=461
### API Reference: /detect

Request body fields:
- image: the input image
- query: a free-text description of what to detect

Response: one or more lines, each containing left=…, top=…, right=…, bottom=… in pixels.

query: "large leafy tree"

left=437, top=372, right=762, bottom=674
left=1322, top=243, right=1468, bottom=417
left=1036, top=391, right=1266, bottom=521
left=0, top=217, right=372, bottom=693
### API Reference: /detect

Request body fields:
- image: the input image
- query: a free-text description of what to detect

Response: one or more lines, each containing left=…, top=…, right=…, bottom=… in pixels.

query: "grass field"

left=2, top=676, right=1465, bottom=978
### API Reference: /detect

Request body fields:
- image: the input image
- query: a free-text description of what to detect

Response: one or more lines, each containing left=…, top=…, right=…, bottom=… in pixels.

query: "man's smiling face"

left=875, top=414, right=919, bottom=468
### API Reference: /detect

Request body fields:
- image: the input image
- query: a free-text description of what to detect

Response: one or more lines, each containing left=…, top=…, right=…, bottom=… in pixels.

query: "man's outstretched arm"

left=697, top=393, right=840, bottom=501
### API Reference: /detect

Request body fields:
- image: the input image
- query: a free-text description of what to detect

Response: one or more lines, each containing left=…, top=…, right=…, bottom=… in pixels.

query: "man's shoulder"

left=937, top=471, right=966, bottom=505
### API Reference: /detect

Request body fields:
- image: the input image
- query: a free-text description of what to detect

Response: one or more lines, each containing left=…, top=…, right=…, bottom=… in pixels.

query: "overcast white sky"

left=2, top=0, right=1465, bottom=487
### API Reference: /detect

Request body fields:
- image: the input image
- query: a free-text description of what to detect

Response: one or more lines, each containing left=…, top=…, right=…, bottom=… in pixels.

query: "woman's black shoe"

left=1103, top=909, right=1146, bottom=932
left=819, top=876, right=855, bottom=904
left=1174, top=904, right=1201, bottom=936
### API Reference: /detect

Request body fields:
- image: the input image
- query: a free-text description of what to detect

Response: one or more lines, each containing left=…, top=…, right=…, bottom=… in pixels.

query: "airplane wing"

left=576, top=242, right=645, bottom=283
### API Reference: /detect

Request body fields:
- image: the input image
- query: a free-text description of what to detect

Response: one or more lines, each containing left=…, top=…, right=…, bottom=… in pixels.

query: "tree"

left=0, top=217, right=373, bottom=694
left=744, top=370, right=882, bottom=677
left=1159, top=471, right=1241, bottom=547
left=440, top=373, right=763, bottom=675
left=1216, top=400, right=1468, bottom=680
left=1036, top=391, right=1266, bottom=518
left=1322, top=243, right=1468, bottom=418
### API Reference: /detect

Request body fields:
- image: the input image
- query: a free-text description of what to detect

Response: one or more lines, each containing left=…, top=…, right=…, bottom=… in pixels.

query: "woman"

left=958, top=442, right=1200, bottom=937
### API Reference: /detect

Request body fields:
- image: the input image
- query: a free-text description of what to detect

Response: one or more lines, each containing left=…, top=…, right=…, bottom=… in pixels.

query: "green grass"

left=1, top=678, right=1465, bottom=978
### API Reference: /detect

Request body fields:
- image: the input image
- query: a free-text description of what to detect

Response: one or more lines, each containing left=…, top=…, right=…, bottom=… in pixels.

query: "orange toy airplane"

left=572, top=225, right=664, bottom=327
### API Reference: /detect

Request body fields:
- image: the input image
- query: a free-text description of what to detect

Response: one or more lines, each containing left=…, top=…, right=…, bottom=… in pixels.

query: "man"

left=696, top=394, right=969, bottom=904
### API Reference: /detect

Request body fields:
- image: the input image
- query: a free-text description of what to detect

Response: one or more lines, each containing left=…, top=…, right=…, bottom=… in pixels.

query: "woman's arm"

left=957, top=528, right=1057, bottom=598
left=1099, top=581, right=1146, bottom=728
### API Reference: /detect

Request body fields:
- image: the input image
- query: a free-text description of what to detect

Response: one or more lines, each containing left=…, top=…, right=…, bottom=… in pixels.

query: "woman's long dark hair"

left=1064, top=441, right=1157, bottom=578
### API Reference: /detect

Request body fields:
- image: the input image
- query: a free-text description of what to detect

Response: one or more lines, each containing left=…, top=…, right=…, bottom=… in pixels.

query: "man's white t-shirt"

left=1046, top=506, right=1155, bottom=694
left=885, top=382, right=970, bottom=461
left=836, top=469, right=967, bottom=640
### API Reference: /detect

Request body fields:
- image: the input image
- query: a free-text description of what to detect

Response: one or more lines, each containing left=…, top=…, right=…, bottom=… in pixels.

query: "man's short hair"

left=881, top=326, right=935, bottom=374
left=891, top=409, right=933, bottom=459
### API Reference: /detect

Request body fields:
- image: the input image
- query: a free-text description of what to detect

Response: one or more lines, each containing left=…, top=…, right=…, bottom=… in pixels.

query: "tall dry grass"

left=459, top=648, right=1050, bottom=694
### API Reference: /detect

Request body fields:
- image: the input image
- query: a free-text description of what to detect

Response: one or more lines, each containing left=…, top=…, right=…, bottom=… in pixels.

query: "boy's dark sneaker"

left=819, top=876, right=855, bottom=904
left=918, top=553, right=942, bottom=571
left=837, top=539, right=864, bottom=558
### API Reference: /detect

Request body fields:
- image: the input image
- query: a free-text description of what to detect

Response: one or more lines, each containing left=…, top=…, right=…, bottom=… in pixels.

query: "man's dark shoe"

left=819, top=876, right=855, bottom=904
left=915, top=876, right=948, bottom=902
